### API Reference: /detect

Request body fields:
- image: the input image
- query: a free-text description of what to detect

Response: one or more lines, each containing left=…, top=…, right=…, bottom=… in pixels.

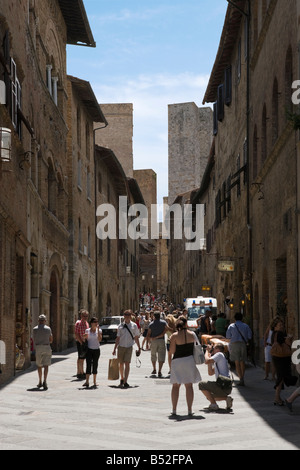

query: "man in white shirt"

left=113, top=310, right=141, bottom=388
left=198, top=343, right=233, bottom=411
left=33, top=314, right=53, bottom=390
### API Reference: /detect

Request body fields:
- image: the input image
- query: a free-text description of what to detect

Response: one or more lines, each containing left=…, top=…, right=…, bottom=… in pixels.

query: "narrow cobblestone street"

left=0, top=343, right=299, bottom=452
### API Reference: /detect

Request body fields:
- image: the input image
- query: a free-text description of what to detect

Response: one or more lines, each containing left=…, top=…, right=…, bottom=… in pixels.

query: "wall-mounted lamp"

left=0, top=127, right=12, bottom=162
left=229, top=300, right=234, bottom=310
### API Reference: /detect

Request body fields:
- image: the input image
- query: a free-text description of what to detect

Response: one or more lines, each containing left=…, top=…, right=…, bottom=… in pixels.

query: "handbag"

left=108, top=357, right=119, bottom=380
left=193, top=335, right=205, bottom=365
left=271, top=339, right=291, bottom=358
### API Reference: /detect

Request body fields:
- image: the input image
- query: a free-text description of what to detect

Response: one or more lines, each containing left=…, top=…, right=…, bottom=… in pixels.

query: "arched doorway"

left=50, top=269, right=60, bottom=351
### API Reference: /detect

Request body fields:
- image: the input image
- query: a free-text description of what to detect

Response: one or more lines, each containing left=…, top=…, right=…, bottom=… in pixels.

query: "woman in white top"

left=83, top=317, right=102, bottom=388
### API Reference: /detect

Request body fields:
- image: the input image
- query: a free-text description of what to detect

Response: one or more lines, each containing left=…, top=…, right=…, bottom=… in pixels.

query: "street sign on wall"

left=218, top=261, right=235, bottom=272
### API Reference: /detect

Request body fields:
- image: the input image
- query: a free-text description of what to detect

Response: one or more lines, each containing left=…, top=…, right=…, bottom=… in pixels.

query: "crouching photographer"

left=198, top=343, right=233, bottom=411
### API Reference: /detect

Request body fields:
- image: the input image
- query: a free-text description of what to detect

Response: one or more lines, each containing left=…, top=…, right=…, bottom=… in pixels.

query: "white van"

left=184, top=297, right=217, bottom=331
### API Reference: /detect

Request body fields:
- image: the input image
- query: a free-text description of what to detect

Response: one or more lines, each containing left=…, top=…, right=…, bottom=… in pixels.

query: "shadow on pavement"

left=233, top=363, right=300, bottom=449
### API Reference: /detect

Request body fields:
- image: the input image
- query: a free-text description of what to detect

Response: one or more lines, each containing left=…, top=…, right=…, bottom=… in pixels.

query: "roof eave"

left=202, top=1, right=246, bottom=104
left=58, top=0, right=96, bottom=48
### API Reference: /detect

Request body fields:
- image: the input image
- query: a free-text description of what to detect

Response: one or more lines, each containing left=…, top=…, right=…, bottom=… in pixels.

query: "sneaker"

left=226, top=396, right=233, bottom=410
left=119, top=379, right=124, bottom=388
left=123, top=382, right=130, bottom=388
left=43, top=381, right=48, bottom=390
left=208, top=403, right=219, bottom=411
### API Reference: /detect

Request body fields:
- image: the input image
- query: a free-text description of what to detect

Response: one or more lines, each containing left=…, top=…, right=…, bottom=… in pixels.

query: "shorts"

left=265, top=345, right=272, bottom=363
left=36, top=345, right=52, bottom=367
left=117, top=346, right=133, bottom=363
left=198, top=380, right=230, bottom=398
left=151, top=339, right=166, bottom=363
left=229, top=341, right=247, bottom=362
left=76, top=341, right=87, bottom=360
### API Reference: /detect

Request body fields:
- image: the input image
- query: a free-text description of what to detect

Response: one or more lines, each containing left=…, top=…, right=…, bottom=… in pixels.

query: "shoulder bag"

left=193, top=334, right=205, bottom=365
left=215, top=362, right=233, bottom=392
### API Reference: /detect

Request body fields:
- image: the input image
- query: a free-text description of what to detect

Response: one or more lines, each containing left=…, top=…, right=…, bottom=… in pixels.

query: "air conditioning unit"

left=0, top=80, right=6, bottom=105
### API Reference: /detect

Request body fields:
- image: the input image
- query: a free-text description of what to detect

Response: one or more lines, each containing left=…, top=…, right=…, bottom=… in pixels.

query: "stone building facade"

left=0, top=0, right=96, bottom=383
left=95, top=145, right=143, bottom=316
left=167, top=103, right=213, bottom=304
left=201, top=0, right=250, bottom=322
left=199, top=0, right=300, bottom=363
left=66, top=76, right=107, bottom=345
left=249, top=0, right=300, bottom=356
left=95, top=103, right=134, bottom=178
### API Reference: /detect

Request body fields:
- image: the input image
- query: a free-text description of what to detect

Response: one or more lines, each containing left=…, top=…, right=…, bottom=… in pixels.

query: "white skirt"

left=170, top=355, right=202, bottom=384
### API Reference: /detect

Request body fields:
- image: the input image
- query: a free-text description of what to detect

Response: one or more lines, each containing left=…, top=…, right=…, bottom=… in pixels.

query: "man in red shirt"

left=75, top=309, right=89, bottom=379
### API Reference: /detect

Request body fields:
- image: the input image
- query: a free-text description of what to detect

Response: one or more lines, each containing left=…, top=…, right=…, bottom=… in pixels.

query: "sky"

left=66, top=0, right=228, bottom=207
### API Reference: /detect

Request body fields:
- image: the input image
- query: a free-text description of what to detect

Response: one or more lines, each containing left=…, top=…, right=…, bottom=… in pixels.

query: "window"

left=46, top=65, right=58, bottom=105
left=213, top=102, right=218, bottom=135
left=225, top=65, right=232, bottom=106
left=10, top=58, right=22, bottom=138
left=217, top=84, right=224, bottom=122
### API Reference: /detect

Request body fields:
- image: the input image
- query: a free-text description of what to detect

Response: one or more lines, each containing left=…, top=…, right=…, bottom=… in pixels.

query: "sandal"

left=273, top=400, right=284, bottom=406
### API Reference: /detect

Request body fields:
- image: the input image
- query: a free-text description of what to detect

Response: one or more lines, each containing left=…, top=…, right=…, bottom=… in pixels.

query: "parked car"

left=100, top=316, right=124, bottom=342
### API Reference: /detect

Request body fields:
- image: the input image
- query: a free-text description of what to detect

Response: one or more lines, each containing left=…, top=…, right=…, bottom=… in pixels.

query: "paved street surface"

left=0, top=343, right=300, bottom=452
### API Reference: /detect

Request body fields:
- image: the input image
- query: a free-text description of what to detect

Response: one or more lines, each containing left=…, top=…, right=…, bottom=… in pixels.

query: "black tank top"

left=173, top=330, right=194, bottom=359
